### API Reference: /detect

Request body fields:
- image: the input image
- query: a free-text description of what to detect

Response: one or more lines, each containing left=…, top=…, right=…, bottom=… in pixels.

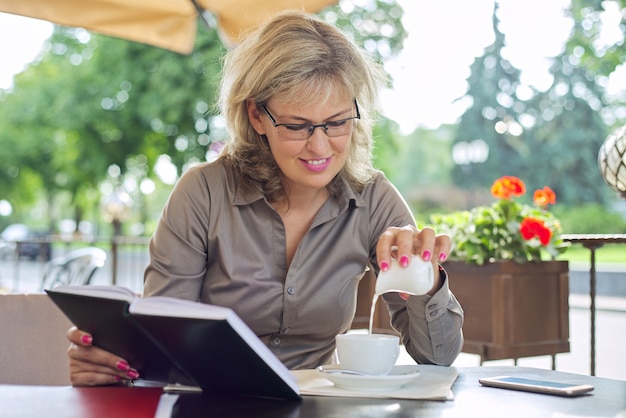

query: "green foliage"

left=451, top=2, right=526, bottom=190
left=450, top=1, right=619, bottom=206
left=321, top=0, right=407, bottom=61
left=372, top=117, right=403, bottom=179
left=553, top=203, right=626, bottom=234
left=566, top=0, right=626, bottom=82
left=0, top=3, right=409, bottom=232
left=393, top=125, right=456, bottom=214
left=429, top=178, right=569, bottom=265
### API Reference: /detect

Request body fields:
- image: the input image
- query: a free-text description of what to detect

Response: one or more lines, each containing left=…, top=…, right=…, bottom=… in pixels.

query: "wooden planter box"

left=445, top=260, right=570, bottom=364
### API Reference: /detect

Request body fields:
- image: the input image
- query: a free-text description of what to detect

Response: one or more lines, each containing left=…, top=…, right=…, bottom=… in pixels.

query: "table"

left=561, top=234, right=626, bottom=376
left=2, top=367, right=624, bottom=418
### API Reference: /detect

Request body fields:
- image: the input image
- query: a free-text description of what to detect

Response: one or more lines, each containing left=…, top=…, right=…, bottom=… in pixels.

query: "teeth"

left=307, top=159, right=327, bottom=165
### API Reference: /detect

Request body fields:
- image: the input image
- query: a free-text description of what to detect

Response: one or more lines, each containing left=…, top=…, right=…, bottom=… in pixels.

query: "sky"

left=0, top=0, right=620, bottom=133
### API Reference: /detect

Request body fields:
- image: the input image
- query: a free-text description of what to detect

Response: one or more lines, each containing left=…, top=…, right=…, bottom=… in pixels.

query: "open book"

left=46, top=285, right=300, bottom=400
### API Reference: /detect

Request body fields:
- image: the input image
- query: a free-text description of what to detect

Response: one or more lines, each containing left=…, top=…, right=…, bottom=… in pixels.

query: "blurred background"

left=1, top=0, right=625, bottom=261
left=1, top=0, right=625, bottom=381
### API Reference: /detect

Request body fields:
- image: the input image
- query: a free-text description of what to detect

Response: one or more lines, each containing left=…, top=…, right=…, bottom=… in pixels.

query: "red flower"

left=520, top=217, right=552, bottom=246
left=533, top=186, right=556, bottom=208
left=491, top=176, right=526, bottom=200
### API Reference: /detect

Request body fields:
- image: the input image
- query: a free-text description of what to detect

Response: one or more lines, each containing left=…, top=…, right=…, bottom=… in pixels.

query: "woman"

left=67, top=11, right=464, bottom=386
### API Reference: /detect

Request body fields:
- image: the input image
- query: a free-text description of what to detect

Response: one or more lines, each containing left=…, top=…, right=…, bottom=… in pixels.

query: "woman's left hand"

left=375, top=225, right=451, bottom=296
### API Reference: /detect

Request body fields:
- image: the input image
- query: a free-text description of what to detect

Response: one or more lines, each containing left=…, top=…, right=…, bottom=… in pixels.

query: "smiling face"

left=247, top=94, right=355, bottom=195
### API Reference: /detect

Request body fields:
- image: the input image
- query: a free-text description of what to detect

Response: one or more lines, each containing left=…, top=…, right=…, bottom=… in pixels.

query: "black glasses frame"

left=262, top=99, right=361, bottom=139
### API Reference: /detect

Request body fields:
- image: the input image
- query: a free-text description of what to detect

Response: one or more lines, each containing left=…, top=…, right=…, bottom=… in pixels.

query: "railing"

left=0, top=235, right=150, bottom=294
left=3, top=233, right=625, bottom=377
left=561, top=234, right=626, bottom=376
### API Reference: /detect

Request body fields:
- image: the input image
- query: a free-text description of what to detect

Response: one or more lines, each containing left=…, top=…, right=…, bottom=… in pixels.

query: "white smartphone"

left=479, top=376, right=594, bottom=397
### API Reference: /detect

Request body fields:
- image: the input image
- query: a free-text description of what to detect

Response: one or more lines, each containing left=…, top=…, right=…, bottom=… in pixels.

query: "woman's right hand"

left=66, top=326, right=139, bottom=386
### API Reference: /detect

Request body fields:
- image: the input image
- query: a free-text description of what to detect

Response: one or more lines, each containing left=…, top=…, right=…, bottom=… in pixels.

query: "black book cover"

left=46, top=286, right=301, bottom=400
left=45, top=290, right=193, bottom=385
left=132, top=313, right=301, bottom=400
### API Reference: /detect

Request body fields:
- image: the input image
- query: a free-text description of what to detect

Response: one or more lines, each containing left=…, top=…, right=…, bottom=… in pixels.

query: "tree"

left=451, top=0, right=620, bottom=206
left=566, top=0, right=626, bottom=82
left=526, top=56, right=611, bottom=205
left=451, top=2, right=527, bottom=201
left=0, top=1, right=408, bottom=230
left=1, top=26, right=225, bottom=229
left=521, top=0, right=616, bottom=205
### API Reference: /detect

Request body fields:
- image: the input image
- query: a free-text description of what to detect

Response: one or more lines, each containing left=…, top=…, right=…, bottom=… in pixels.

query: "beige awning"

left=0, top=0, right=338, bottom=54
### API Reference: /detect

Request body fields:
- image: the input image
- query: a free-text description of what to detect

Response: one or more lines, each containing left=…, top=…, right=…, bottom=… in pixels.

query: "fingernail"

left=127, top=370, right=140, bottom=379
left=81, top=335, right=92, bottom=345
left=439, top=252, right=447, bottom=262
left=399, top=255, right=409, bottom=268
left=422, top=250, right=432, bottom=262
left=399, top=292, right=410, bottom=300
left=114, top=376, right=121, bottom=382
left=380, top=261, right=389, bottom=272
left=116, top=361, right=130, bottom=372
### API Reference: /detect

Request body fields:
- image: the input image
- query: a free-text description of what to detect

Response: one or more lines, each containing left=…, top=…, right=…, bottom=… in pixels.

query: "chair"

left=0, top=294, right=73, bottom=385
left=40, top=247, right=107, bottom=291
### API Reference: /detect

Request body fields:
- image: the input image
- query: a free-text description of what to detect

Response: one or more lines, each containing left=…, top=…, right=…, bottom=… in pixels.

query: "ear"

left=247, top=100, right=267, bottom=136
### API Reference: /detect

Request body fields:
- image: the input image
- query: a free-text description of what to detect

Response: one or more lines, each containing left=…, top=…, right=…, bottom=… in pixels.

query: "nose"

left=306, top=125, right=331, bottom=153
left=307, top=123, right=328, bottom=137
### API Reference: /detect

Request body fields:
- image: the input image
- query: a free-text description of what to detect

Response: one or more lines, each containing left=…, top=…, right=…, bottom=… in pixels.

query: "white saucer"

left=318, top=364, right=420, bottom=391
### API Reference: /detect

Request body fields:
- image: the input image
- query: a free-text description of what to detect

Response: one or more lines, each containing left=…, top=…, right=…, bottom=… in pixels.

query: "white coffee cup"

left=375, top=255, right=434, bottom=296
left=335, top=333, right=400, bottom=376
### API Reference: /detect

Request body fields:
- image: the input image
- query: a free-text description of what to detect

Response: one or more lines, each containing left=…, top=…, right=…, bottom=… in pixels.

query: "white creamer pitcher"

left=375, top=255, right=434, bottom=296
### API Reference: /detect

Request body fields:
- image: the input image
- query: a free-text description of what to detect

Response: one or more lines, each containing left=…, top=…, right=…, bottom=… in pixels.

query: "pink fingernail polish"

left=81, top=335, right=92, bottom=345
left=114, top=376, right=121, bottom=382
left=127, top=370, right=139, bottom=379
left=422, top=250, right=432, bottom=262
left=439, top=252, right=448, bottom=262
left=116, top=361, right=130, bottom=372
left=400, top=255, right=409, bottom=267
left=380, top=261, right=389, bottom=272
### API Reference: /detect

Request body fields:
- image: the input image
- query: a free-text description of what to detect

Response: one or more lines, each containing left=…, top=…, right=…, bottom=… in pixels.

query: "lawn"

left=556, top=243, right=626, bottom=264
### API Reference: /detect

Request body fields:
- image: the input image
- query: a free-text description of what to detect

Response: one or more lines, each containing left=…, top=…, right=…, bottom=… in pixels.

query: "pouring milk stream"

left=369, top=256, right=435, bottom=334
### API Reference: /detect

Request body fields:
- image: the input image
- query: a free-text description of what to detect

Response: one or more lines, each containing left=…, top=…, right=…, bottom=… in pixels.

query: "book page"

left=129, top=296, right=231, bottom=320
left=50, top=285, right=137, bottom=302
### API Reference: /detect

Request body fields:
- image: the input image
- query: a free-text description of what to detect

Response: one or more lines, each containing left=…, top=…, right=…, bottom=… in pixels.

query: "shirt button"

left=287, top=287, right=295, bottom=295
left=429, top=310, right=438, bottom=317
left=436, top=344, right=443, bottom=350
left=428, top=303, right=438, bottom=309
left=283, top=328, right=291, bottom=334
left=272, top=337, right=281, bottom=346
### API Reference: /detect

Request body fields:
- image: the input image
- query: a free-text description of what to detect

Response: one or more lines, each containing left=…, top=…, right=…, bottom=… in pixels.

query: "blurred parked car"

left=0, top=224, right=52, bottom=261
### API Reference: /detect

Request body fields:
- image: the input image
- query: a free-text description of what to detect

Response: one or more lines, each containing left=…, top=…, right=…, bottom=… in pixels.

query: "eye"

left=282, top=124, right=310, bottom=131
left=326, top=119, right=350, bottom=128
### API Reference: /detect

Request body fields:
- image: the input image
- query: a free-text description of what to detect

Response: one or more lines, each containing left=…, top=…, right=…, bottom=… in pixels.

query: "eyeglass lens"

left=264, top=100, right=360, bottom=141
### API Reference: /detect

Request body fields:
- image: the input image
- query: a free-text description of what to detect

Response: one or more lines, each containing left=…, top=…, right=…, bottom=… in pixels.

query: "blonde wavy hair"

left=218, top=10, right=387, bottom=203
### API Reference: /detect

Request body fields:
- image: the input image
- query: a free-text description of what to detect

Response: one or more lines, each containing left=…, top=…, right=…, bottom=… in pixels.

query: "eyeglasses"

left=262, top=100, right=360, bottom=141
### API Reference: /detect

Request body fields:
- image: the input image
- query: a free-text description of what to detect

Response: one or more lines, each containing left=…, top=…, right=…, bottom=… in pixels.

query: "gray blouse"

left=144, top=159, right=464, bottom=370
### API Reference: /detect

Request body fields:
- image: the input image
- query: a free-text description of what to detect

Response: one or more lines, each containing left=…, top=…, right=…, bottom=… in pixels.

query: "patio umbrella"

left=0, top=0, right=338, bottom=54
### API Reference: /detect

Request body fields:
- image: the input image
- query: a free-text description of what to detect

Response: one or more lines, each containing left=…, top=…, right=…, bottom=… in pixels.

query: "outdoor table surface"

left=1, top=366, right=624, bottom=418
